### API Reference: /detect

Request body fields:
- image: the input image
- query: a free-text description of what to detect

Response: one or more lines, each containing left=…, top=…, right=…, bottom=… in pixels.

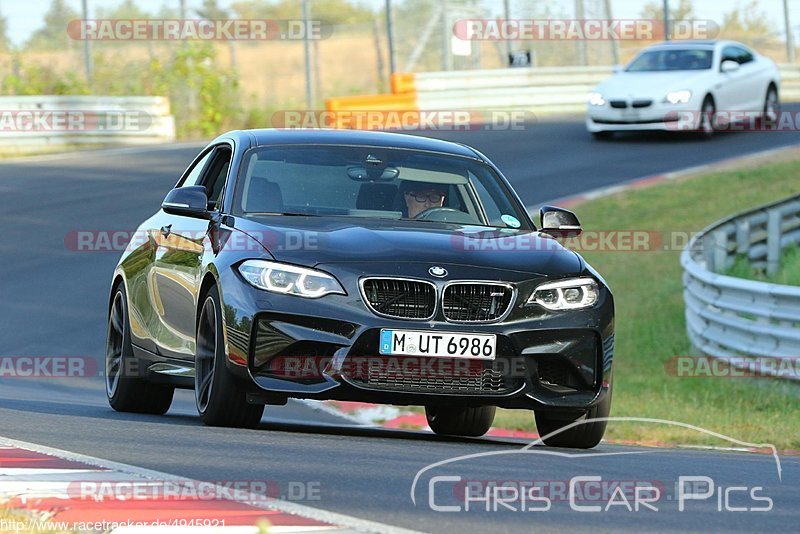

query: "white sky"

left=1, top=0, right=797, bottom=45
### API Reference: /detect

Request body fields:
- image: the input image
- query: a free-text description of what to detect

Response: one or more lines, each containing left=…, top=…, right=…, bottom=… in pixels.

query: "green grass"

left=491, top=159, right=800, bottom=450
left=726, top=245, right=800, bottom=286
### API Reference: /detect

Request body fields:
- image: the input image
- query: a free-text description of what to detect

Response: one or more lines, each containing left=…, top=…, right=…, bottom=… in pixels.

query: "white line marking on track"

left=0, top=435, right=423, bottom=534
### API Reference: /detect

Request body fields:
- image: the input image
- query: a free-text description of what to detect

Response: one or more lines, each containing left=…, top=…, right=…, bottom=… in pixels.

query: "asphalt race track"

left=1, top=115, right=799, bottom=533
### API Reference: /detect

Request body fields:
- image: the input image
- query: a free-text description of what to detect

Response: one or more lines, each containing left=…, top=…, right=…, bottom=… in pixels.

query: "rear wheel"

left=105, top=284, right=174, bottom=414
left=534, top=388, right=612, bottom=449
left=195, top=285, right=264, bottom=428
left=425, top=405, right=496, bottom=437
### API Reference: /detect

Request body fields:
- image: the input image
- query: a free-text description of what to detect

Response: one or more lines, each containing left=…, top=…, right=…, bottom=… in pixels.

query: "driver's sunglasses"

left=408, top=192, right=445, bottom=203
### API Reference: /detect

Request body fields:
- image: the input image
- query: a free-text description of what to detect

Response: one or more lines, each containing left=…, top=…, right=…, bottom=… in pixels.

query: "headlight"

left=528, top=278, right=599, bottom=310
left=238, top=260, right=345, bottom=298
left=665, top=90, right=692, bottom=104
left=587, top=92, right=606, bottom=106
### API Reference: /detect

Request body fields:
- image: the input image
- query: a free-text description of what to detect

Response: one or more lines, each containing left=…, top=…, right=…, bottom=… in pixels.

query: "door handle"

left=160, top=224, right=172, bottom=238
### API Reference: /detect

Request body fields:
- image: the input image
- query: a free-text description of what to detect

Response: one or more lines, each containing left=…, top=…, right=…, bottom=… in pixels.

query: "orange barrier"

left=324, top=91, right=419, bottom=130
left=390, top=72, right=416, bottom=94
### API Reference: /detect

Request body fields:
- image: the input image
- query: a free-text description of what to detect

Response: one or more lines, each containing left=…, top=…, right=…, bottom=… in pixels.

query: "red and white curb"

left=0, top=436, right=420, bottom=534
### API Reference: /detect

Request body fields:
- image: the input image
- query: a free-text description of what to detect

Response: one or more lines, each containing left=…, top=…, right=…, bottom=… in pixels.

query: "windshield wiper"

left=246, top=212, right=320, bottom=217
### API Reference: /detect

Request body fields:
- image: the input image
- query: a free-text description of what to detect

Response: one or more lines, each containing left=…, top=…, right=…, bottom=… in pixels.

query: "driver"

left=402, top=181, right=447, bottom=219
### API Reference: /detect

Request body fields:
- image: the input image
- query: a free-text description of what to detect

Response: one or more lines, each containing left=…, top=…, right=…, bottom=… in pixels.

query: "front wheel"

left=762, top=86, right=780, bottom=128
left=591, top=131, right=614, bottom=140
left=195, top=285, right=264, bottom=428
left=534, top=388, right=612, bottom=449
left=106, top=284, right=174, bottom=414
left=425, top=405, right=496, bottom=437
left=698, top=96, right=716, bottom=139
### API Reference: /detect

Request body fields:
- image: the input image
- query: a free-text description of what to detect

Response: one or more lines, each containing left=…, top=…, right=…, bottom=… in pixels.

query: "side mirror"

left=161, top=186, right=212, bottom=219
left=540, top=205, right=582, bottom=236
left=721, top=60, right=740, bottom=73
left=612, top=64, right=623, bottom=74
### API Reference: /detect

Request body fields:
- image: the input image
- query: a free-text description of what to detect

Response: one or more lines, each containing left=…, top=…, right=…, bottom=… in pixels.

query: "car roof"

left=214, top=128, right=482, bottom=159
left=645, top=40, right=751, bottom=50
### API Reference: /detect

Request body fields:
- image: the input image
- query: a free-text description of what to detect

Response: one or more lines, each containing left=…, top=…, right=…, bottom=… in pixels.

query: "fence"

left=681, top=194, right=800, bottom=379
left=0, top=96, right=175, bottom=155
left=328, top=64, right=800, bottom=116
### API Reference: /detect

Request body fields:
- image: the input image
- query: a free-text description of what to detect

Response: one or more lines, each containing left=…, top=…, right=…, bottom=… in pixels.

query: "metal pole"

left=179, top=0, right=186, bottom=19
left=441, top=0, right=450, bottom=71
left=575, top=0, right=586, bottom=65
left=603, top=0, right=619, bottom=65
left=385, top=0, right=396, bottom=74
left=783, top=0, right=796, bottom=63
left=663, top=0, right=670, bottom=41
left=81, top=0, right=93, bottom=87
left=302, top=0, right=313, bottom=107
left=503, top=0, right=511, bottom=64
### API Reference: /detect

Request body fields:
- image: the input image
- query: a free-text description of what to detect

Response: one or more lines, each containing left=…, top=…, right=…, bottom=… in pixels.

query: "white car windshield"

left=627, top=49, right=714, bottom=72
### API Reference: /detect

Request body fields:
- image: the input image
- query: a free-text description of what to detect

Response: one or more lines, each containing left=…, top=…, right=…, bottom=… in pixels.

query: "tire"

left=591, top=131, right=614, bottom=140
left=762, top=86, right=779, bottom=129
left=534, top=388, right=612, bottom=449
left=195, top=285, right=264, bottom=428
left=425, top=405, right=496, bottom=437
left=698, top=96, right=716, bottom=139
left=106, top=283, right=174, bottom=414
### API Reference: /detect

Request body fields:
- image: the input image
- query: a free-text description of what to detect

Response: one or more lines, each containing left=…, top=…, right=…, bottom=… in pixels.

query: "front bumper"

left=586, top=98, right=699, bottom=132
left=218, top=264, right=615, bottom=414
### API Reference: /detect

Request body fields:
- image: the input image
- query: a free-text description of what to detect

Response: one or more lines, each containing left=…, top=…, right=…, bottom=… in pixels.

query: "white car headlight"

left=665, top=90, right=692, bottom=104
left=238, top=260, right=345, bottom=298
left=528, top=278, right=599, bottom=310
left=587, top=92, right=606, bottom=106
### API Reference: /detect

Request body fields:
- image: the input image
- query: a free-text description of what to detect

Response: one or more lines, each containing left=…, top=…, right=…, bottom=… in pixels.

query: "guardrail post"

left=766, top=208, right=782, bottom=275
left=712, top=230, right=729, bottom=272
left=735, top=218, right=750, bottom=255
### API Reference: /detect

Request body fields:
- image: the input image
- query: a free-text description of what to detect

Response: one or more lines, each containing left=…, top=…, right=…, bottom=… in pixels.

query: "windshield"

left=626, top=49, right=713, bottom=72
left=232, top=145, right=530, bottom=230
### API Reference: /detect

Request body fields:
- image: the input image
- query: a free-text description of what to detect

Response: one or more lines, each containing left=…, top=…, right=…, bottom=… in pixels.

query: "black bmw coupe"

left=106, top=129, right=614, bottom=448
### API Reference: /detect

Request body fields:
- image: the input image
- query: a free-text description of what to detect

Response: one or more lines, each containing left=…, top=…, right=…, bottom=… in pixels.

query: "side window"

left=722, top=45, right=754, bottom=65
left=198, top=147, right=232, bottom=211
left=736, top=46, right=754, bottom=64
left=179, top=150, right=213, bottom=187
left=721, top=46, right=738, bottom=65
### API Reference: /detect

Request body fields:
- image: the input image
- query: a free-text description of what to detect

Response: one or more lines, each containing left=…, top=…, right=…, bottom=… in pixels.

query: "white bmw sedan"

left=586, top=40, right=780, bottom=139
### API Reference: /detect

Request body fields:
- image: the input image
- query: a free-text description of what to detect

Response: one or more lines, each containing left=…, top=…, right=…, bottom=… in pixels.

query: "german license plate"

left=379, top=329, right=496, bottom=360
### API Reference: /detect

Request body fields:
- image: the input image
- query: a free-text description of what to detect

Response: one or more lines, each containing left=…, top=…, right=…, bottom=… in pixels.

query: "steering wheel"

left=414, top=207, right=476, bottom=224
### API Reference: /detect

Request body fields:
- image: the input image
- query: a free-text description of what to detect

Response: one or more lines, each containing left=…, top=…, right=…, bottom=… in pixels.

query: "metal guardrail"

left=681, top=194, right=800, bottom=378
left=413, top=64, right=800, bottom=113
left=0, top=95, right=176, bottom=154
left=328, top=64, right=800, bottom=116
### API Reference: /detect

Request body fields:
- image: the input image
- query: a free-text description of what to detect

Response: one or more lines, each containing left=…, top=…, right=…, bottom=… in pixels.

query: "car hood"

left=234, top=216, right=581, bottom=277
left=596, top=70, right=710, bottom=99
